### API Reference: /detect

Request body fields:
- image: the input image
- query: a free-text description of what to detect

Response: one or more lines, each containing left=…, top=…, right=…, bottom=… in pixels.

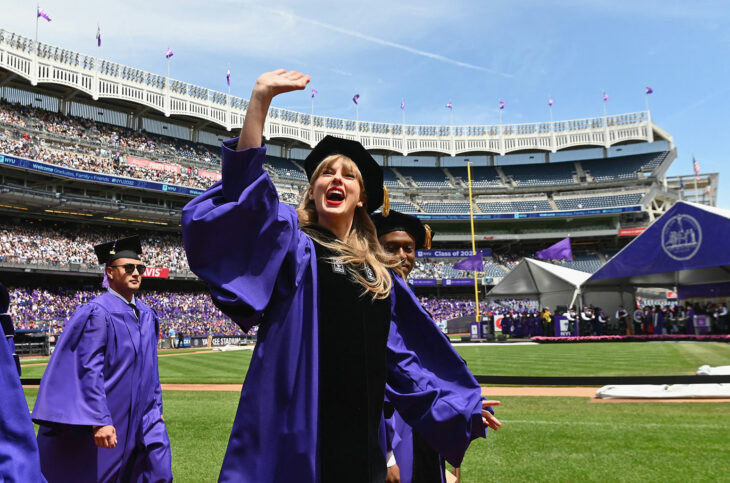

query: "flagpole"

left=35, top=4, right=39, bottom=53
left=467, top=162, right=480, bottom=322
left=356, top=103, right=360, bottom=141
left=549, top=99, right=555, bottom=152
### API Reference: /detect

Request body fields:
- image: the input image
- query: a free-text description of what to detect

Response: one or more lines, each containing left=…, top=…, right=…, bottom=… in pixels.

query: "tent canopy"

left=585, top=201, right=730, bottom=289
left=486, top=258, right=591, bottom=308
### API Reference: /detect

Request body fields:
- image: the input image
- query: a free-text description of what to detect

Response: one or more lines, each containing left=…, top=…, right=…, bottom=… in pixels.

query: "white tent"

left=486, top=258, right=591, bottom=309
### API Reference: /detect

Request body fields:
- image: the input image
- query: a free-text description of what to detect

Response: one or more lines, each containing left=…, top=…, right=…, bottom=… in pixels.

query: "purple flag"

left=400, top=99, right=405, bottom=110
left=645, top=86, right=653, bottom=95
left=453, top=253, right=484, bottom=272
left=445, top=102, right=453, bottom=110
left=602, top=91, right=609, bottom=102
left=96, top=26, right=101, bottom=47
left=499, top=100, right=506, bottom=110
left=226, top=68, right=231, bottom=86
left=311, top=89, right=318, bottom=98
left=165, top=48, right=173, bottom=59
left=352, top=93, right=359, bottom=105
left=548, top=98, right=554, bottom=107
left=37, top=7, right=52, bottom=22
left=536, top=237, right=573, bottom=261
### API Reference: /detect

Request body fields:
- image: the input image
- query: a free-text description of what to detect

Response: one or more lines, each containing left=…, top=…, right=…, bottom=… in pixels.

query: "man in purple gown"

left=372, top=211, right=450, bottom=483
left=32, top=236, right=172, bottom=483
left=0, top=283, right=46, bottom=482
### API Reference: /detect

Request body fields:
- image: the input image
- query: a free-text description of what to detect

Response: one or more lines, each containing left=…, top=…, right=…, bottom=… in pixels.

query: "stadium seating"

left=501, top=163, right=575, bottom=186
left=396, top=167, right=452, bottom=188
left=420, top=202, right=471, bottom=214
left=448, top=166, right=503, bottom=188
left=554, top=192, right=645, bottom=210
left=477, top=199, right=552, bottom=213
left=581, top=152, right=669, bottom=182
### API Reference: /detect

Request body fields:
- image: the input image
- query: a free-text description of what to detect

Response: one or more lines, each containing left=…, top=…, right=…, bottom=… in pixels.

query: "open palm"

left=255, top=69, right=310, bottom=98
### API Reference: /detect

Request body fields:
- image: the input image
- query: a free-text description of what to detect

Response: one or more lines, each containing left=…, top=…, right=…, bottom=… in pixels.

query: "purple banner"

left=409, top=279, right=437, bottom=286
left=416, top=249, right=492, bottom=258
left=443, top=278, right=475, bottom=286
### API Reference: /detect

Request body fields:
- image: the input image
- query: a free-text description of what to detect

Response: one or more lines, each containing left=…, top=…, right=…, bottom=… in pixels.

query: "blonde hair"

left=297, top=154, right=401, bottom=299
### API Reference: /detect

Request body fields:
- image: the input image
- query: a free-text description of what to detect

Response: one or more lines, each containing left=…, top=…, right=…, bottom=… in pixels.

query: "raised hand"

left=238, top=69, right=311, bottom=150
left=482, top=400, right=501, bottom=431
left=253, top=69, right=311, bottom=100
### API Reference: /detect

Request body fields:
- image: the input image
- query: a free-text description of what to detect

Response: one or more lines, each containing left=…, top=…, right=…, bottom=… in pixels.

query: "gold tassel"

left=382, top=185, right=390, bottom=217
left=424, top=224, right=432, bottom=249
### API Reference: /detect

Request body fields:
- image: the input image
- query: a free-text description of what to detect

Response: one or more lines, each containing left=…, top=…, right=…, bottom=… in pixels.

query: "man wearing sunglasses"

left=32, top=235, right=172, bottom=482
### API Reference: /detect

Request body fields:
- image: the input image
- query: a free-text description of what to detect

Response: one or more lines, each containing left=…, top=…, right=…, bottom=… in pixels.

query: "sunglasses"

left=111, top=263, right=147, bottom=275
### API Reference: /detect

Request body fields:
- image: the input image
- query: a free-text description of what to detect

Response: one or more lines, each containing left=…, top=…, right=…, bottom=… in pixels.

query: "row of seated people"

left=0, top=131, right=215, bottom=191
left=0, top=221, right=191, bottom=271
left=1, top=100, right=667, bottom=193
left=8, top=285, right=509, bottom=335
left=0, top=218, right=610, bottom=276
left=0, top=125, right=651, bottom=214
left=8, top=287, right=245, bottom=336
left=1, top=100, right=219, bottom=166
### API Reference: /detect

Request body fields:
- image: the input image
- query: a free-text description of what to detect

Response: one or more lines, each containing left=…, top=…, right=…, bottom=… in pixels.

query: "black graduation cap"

left=93, top=235, right=142, bottom=265
left=371, top=210, right=433, bottom=250
left=304, top=135, right=386, bottom=213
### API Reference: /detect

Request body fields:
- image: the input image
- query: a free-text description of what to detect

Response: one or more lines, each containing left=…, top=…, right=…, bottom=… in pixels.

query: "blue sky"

left=4, top=0, right=729, bottom=207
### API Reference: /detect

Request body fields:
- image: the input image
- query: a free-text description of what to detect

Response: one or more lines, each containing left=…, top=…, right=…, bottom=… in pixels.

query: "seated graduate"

left=182, top=69, right=500, bottom=483
left=0, top=283, right=46, bottom=482
left=372, top=211, right=500, bottom=483
left=32, top=236, right=171, bottom=483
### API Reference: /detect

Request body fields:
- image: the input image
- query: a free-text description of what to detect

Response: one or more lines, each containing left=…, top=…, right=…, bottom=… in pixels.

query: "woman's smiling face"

left=308, top=155, right=364, bottom=225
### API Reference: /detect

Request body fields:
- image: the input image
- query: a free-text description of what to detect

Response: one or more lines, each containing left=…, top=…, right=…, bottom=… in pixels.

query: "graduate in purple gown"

left=0, top=283, right=46, bottom=482
left=32, top=236, right=172, bottom=483
left=372, top=211, right=461, bottom=483
left=182, top=69, right=500, bottom=483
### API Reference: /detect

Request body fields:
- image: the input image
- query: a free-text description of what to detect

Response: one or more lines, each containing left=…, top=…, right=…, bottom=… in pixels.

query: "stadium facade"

left=0, top=27, right=719, bottom=293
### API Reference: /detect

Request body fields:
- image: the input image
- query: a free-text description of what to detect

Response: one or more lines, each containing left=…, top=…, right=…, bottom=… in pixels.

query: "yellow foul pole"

left=467, top=162, right=480, bottom=321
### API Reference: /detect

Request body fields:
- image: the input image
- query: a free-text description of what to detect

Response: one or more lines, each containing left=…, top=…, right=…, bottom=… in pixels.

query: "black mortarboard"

left=93, top=235, right=142, bottom=265
left=371, top=210, right=433, bottom=249
left=304, top=135, right=386, bottom=213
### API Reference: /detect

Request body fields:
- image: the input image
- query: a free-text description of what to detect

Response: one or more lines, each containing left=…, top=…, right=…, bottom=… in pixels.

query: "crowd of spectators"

left=8, top=287, right=247, bottom=337
left=0, top=220, right=190, bottom=271
left=0, top=129, right=216, bottom=191
left=1, top=100, right=220, bottom=165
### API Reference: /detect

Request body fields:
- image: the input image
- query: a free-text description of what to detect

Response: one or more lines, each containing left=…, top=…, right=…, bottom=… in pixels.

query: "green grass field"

left=21, top=341, right=730, bottom=382
left=21, top=342, right=730, bottom=481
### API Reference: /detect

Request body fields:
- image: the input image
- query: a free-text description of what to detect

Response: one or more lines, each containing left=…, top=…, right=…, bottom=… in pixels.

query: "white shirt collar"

left=108, top=288, right=136, bottom=306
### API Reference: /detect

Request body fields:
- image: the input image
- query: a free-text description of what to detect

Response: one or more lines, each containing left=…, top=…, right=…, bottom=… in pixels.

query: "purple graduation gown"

left=32, top=292, right=172, bottom=483
left=182, top=141, right=487, bottom=483
left=0, top=322, right=46, bottom=482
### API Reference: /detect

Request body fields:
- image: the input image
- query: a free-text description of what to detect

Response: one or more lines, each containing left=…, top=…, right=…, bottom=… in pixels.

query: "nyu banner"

left=416, top=248, right=492, bottom=258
